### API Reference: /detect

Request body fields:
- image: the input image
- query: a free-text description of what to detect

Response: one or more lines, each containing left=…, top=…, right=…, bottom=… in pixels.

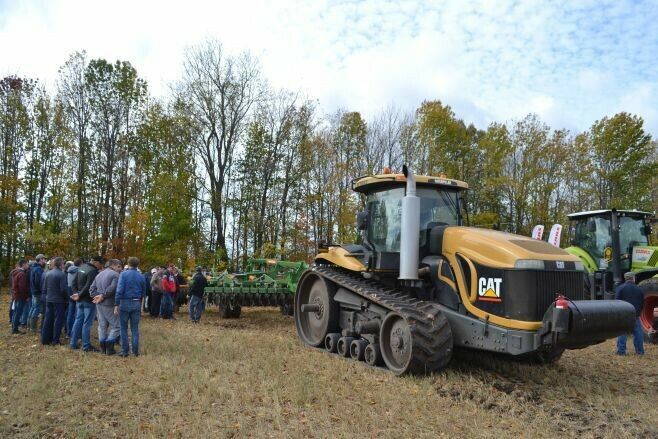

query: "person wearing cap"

left=614, top=272, right=645, bottom=355
left=41, top=257, right=69, bottom=345
left=27, top=254, right=48, bottom=332
left=70, top=256, right=104, bottom=352
left=90, top=259, right=122, bottom=355
left=188, top=267, right=208, bottom=323
left=10, top=259, right=30, bottom=334
left=149, top=267, right=164, bottom=318
left=115, top=256, right=146, bottom=357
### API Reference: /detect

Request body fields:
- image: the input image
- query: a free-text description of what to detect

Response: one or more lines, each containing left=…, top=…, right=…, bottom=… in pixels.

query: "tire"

left=219, top=304, right=241, bottom=319
left=294, top=272, right=339, bottom=347
left=639, top=278, right=658, bottom=344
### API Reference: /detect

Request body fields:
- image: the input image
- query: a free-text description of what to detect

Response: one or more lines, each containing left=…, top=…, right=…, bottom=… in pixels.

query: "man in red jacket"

left=10, top=259, right=30, bottom=334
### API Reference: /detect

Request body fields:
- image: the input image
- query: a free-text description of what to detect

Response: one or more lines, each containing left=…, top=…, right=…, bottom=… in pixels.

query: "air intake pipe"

left=399, top=165, right=420, bottom=281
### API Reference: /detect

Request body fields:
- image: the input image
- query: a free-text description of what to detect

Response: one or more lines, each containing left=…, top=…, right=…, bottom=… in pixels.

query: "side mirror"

left=357, top=211, right=368, bottom=231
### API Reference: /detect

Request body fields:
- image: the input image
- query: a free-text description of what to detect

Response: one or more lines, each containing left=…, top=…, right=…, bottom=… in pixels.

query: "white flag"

left=548, top=224, right=562, bottom=247
left=531, top=225, right=544, bottom=240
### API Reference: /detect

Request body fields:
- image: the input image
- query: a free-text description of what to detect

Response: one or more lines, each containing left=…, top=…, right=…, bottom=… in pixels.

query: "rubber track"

left=311, top=265, right=453, bottom=375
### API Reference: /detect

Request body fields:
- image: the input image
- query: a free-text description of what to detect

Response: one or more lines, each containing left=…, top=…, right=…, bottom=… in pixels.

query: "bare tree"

left=57, top=51, right=91, bottom=252
left=178, top=40, right=264, bottom=260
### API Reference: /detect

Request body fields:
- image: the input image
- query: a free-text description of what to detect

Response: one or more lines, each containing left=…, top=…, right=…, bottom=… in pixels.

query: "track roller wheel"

left=325, top=333, right=340, bottom=353
left=337, top=337, right=355, bottom=357
left=379, top=310, right=453, bottom=375
left=350, top=339, right=368, bottom=361
left=295, top=273, right=339, bottom=347
left=364, top=343, right=382, bottom=366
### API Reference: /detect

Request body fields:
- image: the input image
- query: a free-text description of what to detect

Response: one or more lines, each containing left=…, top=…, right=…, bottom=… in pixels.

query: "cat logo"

left=478, top=277, right=502, bottom=302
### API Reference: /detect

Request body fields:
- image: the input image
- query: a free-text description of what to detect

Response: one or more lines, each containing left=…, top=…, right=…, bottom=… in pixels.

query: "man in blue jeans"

left=188, top=267, right=207, bottom=323
left=615, top=272, right=645, bottom=355
left=10, top=259, right=30, bottom=334
left=115, top=256, right=146, bottom=357
left=27, top=254, right=47, bottom=332
left=41, top=257, right=69, bottom=345
left=70, top=256, right=103, bottom=352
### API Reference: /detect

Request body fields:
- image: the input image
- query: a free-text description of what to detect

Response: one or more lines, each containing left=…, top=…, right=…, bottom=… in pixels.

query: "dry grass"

left=0, top=290, right=656, bottom=438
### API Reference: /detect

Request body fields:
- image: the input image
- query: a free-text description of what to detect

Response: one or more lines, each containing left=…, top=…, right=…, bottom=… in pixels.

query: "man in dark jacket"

left=115, top=257, right=146, bottom=357
left=10, top=259, right=30, bottom=334
left=27, top=254, right=47, bottom=332
left=69, top=256, right=104, bottom=352
left=615, top=272, right=645, bottom=355
left=41, top=257, right=69, bottom=345
left=188, top=267, right=207, bottom=323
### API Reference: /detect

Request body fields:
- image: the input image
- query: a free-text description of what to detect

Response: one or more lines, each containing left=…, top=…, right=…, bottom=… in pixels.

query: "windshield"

left=619, top=216, right=650, bottom=269
left=572, top=214, right=651, bottom=271
left=367, top=187, right=460, bottom=252
left=572, top=216, right=611, bottom=267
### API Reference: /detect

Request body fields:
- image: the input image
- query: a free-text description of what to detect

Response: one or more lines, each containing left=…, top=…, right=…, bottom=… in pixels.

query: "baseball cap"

left=35, top=254, right=47, bottom=261
left=623, top=272, right=635, bottom=280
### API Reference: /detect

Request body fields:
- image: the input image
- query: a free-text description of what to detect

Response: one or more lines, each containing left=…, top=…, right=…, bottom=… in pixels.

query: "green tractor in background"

left=565, top=209, right=658, bottom=340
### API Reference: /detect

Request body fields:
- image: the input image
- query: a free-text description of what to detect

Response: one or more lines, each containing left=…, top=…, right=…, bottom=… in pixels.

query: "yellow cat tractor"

left=294, top=166, right=636, bottom=375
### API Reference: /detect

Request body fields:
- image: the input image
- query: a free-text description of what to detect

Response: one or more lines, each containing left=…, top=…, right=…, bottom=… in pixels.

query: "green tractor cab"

left=565, top=209, right=658, bottom=339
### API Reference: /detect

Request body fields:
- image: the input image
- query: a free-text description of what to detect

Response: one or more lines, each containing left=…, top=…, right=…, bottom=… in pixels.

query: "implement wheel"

left=219, top=304, right=241, bottom=319
left=295, top=272, right=339, bottom=347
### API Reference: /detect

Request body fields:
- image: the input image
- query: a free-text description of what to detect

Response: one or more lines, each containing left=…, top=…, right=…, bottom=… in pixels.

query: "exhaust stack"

left=399, top=165, right=420, bottom=281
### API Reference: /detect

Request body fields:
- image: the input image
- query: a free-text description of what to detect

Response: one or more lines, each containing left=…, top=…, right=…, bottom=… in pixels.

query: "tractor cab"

left=351, top=170, right=468, bottom=272
left=568, top=210, right=653, bottom=272
left=566, top=209, right=656, bottom=299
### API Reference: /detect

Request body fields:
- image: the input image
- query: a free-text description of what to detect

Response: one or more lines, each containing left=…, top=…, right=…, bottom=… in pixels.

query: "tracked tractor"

left=294, top=167, right=637, bottom=375
left=565, top=209, right=658, bottom=341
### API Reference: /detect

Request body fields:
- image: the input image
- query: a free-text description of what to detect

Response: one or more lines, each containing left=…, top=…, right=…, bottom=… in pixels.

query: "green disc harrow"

left=204, top=258, right=308, bottom=318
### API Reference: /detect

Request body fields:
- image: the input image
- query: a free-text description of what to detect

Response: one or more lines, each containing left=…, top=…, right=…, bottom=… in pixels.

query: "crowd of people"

left=8, top=253, right=209, bottom=357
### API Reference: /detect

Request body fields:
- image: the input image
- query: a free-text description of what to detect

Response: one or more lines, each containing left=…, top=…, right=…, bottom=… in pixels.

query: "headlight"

left=514, top=259, right=545, bottom=270
left=574, top=261, right=584, bottom=271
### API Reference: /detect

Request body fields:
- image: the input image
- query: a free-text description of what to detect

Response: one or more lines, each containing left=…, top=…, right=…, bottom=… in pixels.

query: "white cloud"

left=1, top=0, right=657, bottom=135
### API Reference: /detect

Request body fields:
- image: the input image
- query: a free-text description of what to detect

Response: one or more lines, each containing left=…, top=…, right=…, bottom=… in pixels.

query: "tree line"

left=1, top=40, right=657, bottom=276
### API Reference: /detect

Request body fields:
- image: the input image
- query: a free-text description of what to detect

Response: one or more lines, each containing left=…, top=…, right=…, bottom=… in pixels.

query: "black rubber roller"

left=325, top=333, right=340, bottom=353
left=364, top=343, right=382, bottom=366
left=337, top=337, right=355, bottom=357
left=350, top=339, right=368, bottom=361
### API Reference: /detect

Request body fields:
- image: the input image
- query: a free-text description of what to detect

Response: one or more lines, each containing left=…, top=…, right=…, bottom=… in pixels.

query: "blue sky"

left=1, top=0, right=657, bottom=135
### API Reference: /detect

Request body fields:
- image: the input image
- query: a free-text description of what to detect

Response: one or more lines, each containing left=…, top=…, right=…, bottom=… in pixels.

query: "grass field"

left=0, top=292, right=656, bottom=438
